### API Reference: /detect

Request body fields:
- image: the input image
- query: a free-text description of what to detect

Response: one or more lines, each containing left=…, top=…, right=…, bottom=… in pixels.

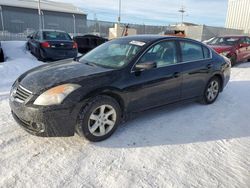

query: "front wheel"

left=229, top=53, right=237, bottom=66
left=201, top=77, right=221, bottom=104
left=76, top=96, right=122, bottom=142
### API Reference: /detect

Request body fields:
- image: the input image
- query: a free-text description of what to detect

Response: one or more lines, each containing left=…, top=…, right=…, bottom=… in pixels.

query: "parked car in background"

left=207, top=36, right=250, bottom=65
left=203, top=37, right=215, bottom=44
left=0, top=42, right=4, bottom=62
left=27, top=29, right=78, bottom=62
left=73, top=34, right=108, bottom=54
left=10, top=35, right=231, bottom=142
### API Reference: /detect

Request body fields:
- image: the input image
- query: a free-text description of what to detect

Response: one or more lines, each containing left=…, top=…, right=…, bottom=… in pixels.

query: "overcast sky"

left=54, top=0, right=228, bottom=26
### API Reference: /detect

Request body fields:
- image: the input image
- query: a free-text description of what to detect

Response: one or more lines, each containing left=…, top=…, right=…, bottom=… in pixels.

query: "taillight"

left=73, top=42, right=78, bottom=49
left=41, top=42, right=50, bottom=48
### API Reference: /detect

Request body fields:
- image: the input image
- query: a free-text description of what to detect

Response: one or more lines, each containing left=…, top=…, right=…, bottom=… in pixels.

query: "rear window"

left=43, top=31, right=71, bottom=41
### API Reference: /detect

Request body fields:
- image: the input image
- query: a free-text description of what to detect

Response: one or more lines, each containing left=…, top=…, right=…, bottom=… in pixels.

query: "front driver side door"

left=125, top=40, right=183, bottom=112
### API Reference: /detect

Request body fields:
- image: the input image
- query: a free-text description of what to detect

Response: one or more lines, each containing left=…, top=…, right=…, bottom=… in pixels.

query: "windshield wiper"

left=85, top=62, right=96, bottom=67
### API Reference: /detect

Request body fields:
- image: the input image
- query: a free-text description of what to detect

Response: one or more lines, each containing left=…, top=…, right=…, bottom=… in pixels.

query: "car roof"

left=119, top=35, right=179, bottom=43
left=39, top=29, right=68, bottom=33
left=218, top=35, right=249, bottom=38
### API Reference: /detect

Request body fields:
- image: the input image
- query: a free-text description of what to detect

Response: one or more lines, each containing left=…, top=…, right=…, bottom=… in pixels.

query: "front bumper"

left=9, top=98, right=79, bottom=137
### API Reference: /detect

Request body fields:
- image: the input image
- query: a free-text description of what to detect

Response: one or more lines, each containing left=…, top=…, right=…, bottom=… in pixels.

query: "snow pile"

left=0, top=42, right=249, bottom=187
left=0, top=41, right=42, bottom=94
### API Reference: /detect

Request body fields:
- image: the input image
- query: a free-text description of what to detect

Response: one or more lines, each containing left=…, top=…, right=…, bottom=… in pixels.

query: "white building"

left=225, top=0, right=250, bottom=34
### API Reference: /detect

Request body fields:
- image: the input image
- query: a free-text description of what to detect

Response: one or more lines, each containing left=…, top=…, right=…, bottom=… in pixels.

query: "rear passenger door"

left=238, top=37, right=249, bottom=61
left=245, top=37, right=250, bottom=60
left=178, top=40, right=213, bottom=99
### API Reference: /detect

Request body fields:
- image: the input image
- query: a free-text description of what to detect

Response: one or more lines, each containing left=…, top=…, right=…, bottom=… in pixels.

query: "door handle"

left=207, top=64, right=212, bottom=69
left=173, top=72, right=181, bottom=78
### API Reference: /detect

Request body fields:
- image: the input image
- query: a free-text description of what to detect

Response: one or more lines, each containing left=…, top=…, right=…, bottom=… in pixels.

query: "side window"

left=245, top=37, right=250, bottom=44
left=180, top=41, right=204, bottom=62
left=138, top=41, right=177, bottom=68
left=203, top=46, right=211, bottom=59
left=239, top=37, right=247, bottom=44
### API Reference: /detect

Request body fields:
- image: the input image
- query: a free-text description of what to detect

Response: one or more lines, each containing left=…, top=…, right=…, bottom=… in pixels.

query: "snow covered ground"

left=0, top=41, right=249, bottom=188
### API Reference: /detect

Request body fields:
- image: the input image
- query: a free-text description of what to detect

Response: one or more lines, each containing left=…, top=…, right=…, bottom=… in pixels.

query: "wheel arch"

left=212, top=73, right=224, bottom=92
left=81, top=87, right=126, bottom=115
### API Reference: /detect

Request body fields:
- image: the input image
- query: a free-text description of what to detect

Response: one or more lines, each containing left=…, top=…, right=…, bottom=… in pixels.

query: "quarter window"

left=138, top=41, right=177, bottom=68
left=180, top=41, right=204, bottom=62
left=203, top=46, right=211, bottom=59
left=34, top=32, right=40, bottom=40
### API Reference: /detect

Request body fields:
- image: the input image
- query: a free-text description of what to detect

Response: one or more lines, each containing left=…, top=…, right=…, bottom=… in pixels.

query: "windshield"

left=43, top=31, right=72, bottom=41
left=207, top=37, right=240, bottom=46
left=79, top=39, right=145, bottom=69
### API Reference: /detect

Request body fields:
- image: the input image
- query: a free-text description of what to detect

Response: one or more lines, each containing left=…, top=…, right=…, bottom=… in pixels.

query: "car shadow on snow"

left=233, top=61, right=250, bottom=68
left=93, top=80, right=250, bottom=148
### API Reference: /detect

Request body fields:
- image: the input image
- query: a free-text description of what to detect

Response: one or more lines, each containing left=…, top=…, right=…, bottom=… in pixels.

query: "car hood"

left=208, top=45, right=233, bottom=53
left=18, top=59, right=112, bottom=94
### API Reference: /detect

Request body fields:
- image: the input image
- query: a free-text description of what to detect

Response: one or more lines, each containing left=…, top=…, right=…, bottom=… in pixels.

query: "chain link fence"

left=86, top=20, right=168, bottom=37
left=0, top=19, right=169, bottom=41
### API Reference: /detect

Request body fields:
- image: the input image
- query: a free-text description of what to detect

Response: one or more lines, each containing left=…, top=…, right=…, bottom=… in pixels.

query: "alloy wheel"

left=88, top=105, right=117, bottom=137
left=206, top=80, right=219, bottom=102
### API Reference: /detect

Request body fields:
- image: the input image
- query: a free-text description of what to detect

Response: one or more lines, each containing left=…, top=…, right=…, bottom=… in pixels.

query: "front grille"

left=14, top=85, right=32, bottom=102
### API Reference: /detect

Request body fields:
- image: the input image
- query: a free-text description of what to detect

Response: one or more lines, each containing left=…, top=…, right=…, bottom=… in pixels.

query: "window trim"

left=131, top=38, right=212, bottom=73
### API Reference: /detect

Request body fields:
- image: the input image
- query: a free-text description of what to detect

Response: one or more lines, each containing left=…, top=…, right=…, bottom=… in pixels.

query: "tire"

left=0, top=49, right=4, bottom=62
left=37, top=49, right=45, bottom=62
left=76, top=95, right=122, bottom=142
left=26, top=43, right=30, bottom=51
left=229, top=53, right=237, bottom=66
left=201, top=77, right=221, bottom=104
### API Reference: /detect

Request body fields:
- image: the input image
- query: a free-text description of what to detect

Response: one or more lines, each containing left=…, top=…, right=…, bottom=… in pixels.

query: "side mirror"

left=135, top=61, right=157, bottom=71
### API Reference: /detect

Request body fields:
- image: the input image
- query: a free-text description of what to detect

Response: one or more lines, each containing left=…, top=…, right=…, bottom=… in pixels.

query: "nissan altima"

left=9, top=35, right=231, bottom=142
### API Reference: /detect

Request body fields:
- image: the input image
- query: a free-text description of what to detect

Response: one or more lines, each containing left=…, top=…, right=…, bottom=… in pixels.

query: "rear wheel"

left=26, top=43, right=30, bottom=51
left=76, top=95, right=121, bottom=142
left=0, top=49, right=4, bottom=62
left=37, top=49, right=46, bottom=62
left=201, top=77, right=221, bottom=104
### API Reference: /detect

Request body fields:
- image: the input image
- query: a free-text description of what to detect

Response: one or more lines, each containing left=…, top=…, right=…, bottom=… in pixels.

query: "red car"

left=207, top=36, right=250, bottom=65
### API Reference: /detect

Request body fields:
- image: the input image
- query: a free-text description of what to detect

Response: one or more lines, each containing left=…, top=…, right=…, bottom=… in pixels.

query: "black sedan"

left=10, top=35, right=231, bottom=142
left=27, top=29, right=78, bottom=62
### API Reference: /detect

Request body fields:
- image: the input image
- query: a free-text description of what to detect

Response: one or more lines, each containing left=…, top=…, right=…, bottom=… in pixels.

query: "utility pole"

left=0, top=6, right=4, bottom=32
left=38, top=0, right=42, bottom=30
left=118, top=0, right=121, bottom=24
left=73, top=14, right=76, bottom=35
left=41, top=11, right=44, bottom=29
left=178, top=5, right=186, bottom=25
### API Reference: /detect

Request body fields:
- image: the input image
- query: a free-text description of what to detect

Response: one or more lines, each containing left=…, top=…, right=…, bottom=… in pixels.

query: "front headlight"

left=220, top=51, right=231, bottom=57
left=34, top=84, right=81, bottom=106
